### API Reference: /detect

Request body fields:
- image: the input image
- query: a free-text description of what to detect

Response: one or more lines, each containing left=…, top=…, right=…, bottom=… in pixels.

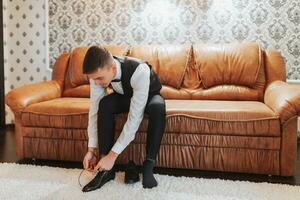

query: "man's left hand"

left=93, top=150, right=118, bottom=172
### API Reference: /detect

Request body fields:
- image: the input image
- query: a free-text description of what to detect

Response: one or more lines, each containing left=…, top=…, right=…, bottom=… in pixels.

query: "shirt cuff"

left=111, top=141, right=124, bottom=155
left=88, top=137, right=98, bottom=148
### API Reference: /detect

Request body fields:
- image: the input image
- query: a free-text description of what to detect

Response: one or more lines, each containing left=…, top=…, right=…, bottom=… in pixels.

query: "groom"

left=81, top=46, right=166, bottom=192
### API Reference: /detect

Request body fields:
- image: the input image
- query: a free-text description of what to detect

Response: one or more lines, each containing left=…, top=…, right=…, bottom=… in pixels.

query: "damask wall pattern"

left=3, top=0, right=49, bottom=124
left=49, top=0, right=300, bottom=80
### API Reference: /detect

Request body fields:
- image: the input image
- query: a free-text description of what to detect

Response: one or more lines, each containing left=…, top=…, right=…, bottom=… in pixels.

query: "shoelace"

left=78, top=168, right=87, bottom=188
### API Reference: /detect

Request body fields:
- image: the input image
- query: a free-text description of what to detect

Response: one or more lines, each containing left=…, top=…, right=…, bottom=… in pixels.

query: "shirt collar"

left=112, top=58, right=121, bottom=80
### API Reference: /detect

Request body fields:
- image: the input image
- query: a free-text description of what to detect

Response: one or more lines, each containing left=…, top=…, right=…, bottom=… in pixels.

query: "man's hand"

left=94, top=150, right=119, bottom=172
left=83, top=150, right=98, bottom=172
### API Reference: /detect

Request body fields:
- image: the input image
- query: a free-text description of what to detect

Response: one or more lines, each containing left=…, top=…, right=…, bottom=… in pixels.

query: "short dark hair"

left=82, top=45, right=113, bottom=74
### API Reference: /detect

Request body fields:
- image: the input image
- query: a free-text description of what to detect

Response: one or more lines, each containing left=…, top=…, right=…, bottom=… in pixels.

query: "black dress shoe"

left=124, top=160, right=140, bottom=184
left=82, top=168, right=115, bottom=192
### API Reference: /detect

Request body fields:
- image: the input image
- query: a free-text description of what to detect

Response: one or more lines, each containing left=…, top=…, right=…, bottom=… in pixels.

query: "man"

left=81, top=45, right=166, bottom=192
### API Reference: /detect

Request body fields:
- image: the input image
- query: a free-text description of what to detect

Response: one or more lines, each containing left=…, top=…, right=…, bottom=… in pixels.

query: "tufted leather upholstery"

left=5, top=42, right=300, bottom=176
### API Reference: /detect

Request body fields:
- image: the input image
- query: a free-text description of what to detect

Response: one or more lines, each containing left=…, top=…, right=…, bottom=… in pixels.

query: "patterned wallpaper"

left=3, top=0, right=49, bottom=124
left=3, top=0, right=300, bottom=125
left=49, top=0, right=300, bottom=79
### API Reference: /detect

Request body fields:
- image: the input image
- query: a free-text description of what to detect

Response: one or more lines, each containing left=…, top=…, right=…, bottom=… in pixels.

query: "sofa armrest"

left=264, top=80, right=300, bottom=124
left=5, top=80, right=61, bottom=114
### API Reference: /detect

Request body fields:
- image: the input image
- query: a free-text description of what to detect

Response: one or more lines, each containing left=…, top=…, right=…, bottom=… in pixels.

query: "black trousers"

left=97, top=92, right=166, bottom=161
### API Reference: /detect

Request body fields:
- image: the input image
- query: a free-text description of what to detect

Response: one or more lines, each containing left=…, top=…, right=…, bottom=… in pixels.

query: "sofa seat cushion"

left=21, top=97, right=90, bottom=128
left=116, top=100, right=281, bottom=137
left=21, top=98, right=280, bottom=137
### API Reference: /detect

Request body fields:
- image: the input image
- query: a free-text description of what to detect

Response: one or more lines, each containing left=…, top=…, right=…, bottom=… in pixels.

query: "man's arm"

left=87, top=78, right=106, bottom=153
left=111, top=63, right=150, bottom=155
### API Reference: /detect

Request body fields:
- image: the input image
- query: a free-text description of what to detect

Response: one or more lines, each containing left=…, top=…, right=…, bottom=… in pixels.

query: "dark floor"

left=1, top=125, right=300, bottom=185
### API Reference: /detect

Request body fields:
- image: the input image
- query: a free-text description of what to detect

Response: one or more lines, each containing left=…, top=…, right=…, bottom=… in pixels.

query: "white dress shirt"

left=87, top=58, right=150, bottom=155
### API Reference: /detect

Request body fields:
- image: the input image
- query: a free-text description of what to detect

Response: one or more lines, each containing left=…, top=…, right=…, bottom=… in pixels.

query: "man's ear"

left=111, top=62, right=116, bottom=72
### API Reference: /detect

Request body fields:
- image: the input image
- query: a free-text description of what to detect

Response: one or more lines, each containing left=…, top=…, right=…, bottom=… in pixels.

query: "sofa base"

left=22, top=137, right=280, bottom=175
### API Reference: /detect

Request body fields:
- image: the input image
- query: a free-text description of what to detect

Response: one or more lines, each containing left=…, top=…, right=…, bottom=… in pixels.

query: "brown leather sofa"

left=5, top=42, right=300, bottom=176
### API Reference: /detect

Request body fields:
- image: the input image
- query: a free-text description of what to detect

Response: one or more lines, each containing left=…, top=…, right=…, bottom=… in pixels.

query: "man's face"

left=87, top=62, right=116, bottom=88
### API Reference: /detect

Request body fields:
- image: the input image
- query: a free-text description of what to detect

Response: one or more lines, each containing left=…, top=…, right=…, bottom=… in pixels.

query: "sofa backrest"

left=182, top=42, right=266, bottom=101
left=52, top=42, right=286, bottom=101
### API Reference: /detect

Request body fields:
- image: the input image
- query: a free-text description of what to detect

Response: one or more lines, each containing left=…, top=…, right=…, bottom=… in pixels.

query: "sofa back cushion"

left=128, top=45, right=190, bottom=89
left=196, top=42, right=262, bottom=88
left=174, top=42, right=266, bottom=101
left=62, top=45, right=130, bottom=97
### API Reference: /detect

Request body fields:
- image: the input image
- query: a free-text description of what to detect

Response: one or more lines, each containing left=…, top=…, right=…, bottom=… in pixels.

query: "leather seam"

left=281, top=115, right=298, bottom=128
left=20, top=111, right=280, bottom=122
left=130, top=142, right=280, bottom=151
left=22, top=136, right=281, bottom=151
left=23, top=136, right=87, bottom=141
left=177, top=45, right=192, bottom=89
left=253, top=42, right=262, bottom=87
left=116, top=130, right=280, bottom=137
left=21, top=111, right=89, bottom=116
left=165, top=114, right=280, bottom=122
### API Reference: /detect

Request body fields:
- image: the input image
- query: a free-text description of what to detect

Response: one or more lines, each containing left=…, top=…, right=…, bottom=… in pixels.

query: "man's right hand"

left=83, top=148, right=98, bottom=172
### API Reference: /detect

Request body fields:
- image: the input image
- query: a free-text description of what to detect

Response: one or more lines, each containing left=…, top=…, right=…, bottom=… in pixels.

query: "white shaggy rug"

left=0, top=162, right=299, bottom=200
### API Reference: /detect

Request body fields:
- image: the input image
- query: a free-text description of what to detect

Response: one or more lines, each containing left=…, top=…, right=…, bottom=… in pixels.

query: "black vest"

left=112, top=55, right=162, bottom=97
